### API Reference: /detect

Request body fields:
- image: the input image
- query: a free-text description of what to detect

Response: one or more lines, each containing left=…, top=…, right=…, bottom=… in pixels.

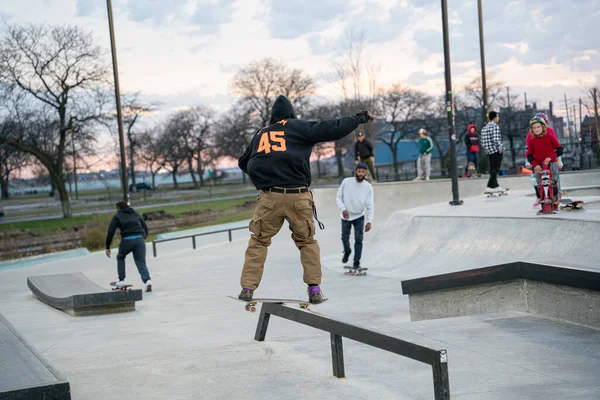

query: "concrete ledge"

left=0, top=313, right=70, bottom=399
left=27, top=272, right=142, bottom=316
left=402, top=262, right=600, bottom=330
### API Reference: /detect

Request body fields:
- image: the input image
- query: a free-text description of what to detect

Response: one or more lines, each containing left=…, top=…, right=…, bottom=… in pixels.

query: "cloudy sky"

left=2, top=0, right=599, bottom=124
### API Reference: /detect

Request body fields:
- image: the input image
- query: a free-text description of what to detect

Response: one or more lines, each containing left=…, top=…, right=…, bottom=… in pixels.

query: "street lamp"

left=106, top=0, right=129, bottom=204
left=477, top=0, right=488, bottom=125
left=441, top=0, right=463, bottom=206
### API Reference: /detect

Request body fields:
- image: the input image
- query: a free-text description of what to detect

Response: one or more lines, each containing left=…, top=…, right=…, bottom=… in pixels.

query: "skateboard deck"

left=560, top=200, right=584, bottom=211
left=227, top=295, right=328, bottom=312
left=343, top=266, right=368, bottom=276
left=109, top=281, right=133, bottom=291
left=485, top=188, right=509, bottom=197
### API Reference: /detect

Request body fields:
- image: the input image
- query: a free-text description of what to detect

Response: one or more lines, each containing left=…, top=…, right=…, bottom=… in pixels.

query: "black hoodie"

left=105, top=207, right=148, bottom=249
left=238, top=95, right=368, bottom=189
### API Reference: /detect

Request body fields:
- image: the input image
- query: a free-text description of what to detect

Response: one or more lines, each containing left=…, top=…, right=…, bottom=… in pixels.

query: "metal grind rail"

left=254, top=303, right=450, bottom=399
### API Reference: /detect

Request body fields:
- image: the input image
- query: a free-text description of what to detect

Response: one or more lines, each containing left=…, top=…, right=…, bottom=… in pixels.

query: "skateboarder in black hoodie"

left=237, top=95, right=374, bottom=304
left=105, top=201, right=152, bottom=292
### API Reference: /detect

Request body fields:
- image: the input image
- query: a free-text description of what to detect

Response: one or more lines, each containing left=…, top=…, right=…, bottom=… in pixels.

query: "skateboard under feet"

left=109, top=282, right=133, bottom=291
left=344, top=266, right=368, bottom=276
left=485, top=188, right=509, bottom=197
left=227, top=296, right=328, bottom=313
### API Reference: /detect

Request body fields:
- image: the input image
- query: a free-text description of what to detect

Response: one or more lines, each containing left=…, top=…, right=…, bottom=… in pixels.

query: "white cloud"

left=0, top=0, right=597, bottom=124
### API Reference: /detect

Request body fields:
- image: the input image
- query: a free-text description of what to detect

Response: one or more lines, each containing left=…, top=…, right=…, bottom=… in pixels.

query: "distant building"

left=580, top=115, right=599, bottom=148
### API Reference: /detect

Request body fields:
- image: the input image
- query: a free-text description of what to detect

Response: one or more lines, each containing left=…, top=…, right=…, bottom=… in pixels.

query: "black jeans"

left=341, top=216, right=364, bottom=267
left=117, top=237, right=151, bottom=283
left=487, top=152, right=503, bottom=188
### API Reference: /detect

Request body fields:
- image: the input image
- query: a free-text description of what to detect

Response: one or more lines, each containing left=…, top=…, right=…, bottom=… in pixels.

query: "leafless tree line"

left=1, top=23, right=598, bottom=218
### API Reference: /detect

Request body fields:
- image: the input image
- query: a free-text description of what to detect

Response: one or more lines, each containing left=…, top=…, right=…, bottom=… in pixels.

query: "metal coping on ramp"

left=401, top=261, right=600, bottom=294
left=255, top=303, right=450, bottom=400
left=0, top=313, right=71, bottom=399
left=27, top=272, right=143, bottom=316
left=401, top=261, right=600, bottom=329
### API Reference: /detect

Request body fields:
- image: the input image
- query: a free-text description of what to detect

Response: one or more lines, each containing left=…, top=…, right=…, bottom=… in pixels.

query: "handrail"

left=255, top=303, right=450, bottom=399
left=152, top=225, right=248, bottom=257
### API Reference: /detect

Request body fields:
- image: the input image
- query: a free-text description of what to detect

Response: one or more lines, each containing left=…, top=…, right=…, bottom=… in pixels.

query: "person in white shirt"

left=335, top=163, right=375, bottom=269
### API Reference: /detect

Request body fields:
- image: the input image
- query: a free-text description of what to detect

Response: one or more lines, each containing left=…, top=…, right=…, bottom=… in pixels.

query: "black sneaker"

left=352, top=264, right=361, bottom=270
left=342, top=251, right=351, bottom=264
left=238, top=288, right=254, bottom=301
left=307, top=285, right=325, bottom=304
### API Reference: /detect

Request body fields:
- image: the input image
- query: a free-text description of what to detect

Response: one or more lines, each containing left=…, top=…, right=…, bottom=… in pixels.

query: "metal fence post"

left=152, top=241, right=157, bottom=257
left=192, top=236, right=196, bottom=249
left=228, top=230, right=232, bottom=242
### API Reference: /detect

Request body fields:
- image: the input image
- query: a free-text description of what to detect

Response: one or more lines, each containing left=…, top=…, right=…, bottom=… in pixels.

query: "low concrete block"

left=409, top=279, right=600, bottom=330
left=27, top=272, right=142, bottom=316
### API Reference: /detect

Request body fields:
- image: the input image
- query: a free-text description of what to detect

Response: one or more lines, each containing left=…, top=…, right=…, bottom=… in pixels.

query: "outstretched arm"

left=309, top=112, right=373, bottom=144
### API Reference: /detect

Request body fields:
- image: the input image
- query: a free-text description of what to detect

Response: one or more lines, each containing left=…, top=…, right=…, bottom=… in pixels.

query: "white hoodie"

left=335, top=177, right=374, bottom=222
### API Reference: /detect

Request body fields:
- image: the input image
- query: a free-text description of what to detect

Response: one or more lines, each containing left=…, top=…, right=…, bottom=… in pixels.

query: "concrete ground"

left=1, top=172, right=600, bottom=399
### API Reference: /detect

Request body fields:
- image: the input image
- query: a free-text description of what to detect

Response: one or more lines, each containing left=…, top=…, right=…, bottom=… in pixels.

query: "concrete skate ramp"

left=27, top=272, right=142, bottom=316
left=311, top=170, right=600, bottom=227
left=0, top=313, right=70, bottom=398
left=364, top=213, right=600, bottom=280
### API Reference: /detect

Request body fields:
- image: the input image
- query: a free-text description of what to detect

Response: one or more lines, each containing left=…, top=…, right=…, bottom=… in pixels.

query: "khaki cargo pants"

left=240, top=190, right=321, bottom=290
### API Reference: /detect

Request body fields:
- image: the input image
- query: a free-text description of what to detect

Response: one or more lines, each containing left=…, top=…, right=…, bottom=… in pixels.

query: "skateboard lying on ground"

left=485, top=188, right=509, bottom=197
left=109, top=281, right=133, bottom=291
left=559, top=199, right=584, bottom=211
left=343, top=266, right=368, bottom=276
left=227, top=296, right=328, bottom=313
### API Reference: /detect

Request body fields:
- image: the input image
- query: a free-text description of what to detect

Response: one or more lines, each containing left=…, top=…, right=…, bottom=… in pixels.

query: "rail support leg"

left=330, top=333, right=345, bottom=378
left=432, top=350, right=450, bottom=400
left=254, top=307, right=271, bottom=341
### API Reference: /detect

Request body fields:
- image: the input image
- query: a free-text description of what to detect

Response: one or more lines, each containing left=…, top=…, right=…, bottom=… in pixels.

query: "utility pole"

left=579, top=98, right=583, bottom=131
left=477, top=0, right=488, bottom=126
left=563, top=94, right=570, bottom=137
left=106, top=0, right=129, bottom=204
left=441, top=0, right=462, bottom=206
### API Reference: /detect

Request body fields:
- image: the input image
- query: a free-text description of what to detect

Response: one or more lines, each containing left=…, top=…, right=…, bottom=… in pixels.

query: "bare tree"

left=230, top=58, right=314, bottom=129
left=328, top=27, right=380, bottom=177
left=138, top=128, right=165, bottom=188
left=119, top=93, right=159, bottom=190
left=379, top=84, right=432, bottom=179
left=160, top=118, right=188, bottom=189
left=0, top=121, right=30, bottom=199
left=0, top=24, right=109, bottom=217
left=582, top=85, right=600, bottom=163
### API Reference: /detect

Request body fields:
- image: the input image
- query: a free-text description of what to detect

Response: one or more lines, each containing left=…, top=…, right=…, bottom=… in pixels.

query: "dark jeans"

left=465, top=152, right=478, bottom=173
left=341, top=216, right=364, bottom=267
left=486, top=152, right=503, bottom=188
left=117, top=237, right=151, bottom=283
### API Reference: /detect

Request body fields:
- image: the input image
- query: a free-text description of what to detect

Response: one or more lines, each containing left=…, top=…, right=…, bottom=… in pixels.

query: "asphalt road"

left=0, top=192, right=257, bottom=225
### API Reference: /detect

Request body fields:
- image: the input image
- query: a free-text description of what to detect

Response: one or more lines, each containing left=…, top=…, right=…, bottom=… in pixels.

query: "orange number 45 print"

left=257, top=131, right=286, bottom=154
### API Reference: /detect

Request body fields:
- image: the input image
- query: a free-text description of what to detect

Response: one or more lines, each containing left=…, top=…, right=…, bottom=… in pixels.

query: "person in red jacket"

left=463, top=124, right=479, bottom=177
left=525, top=116, right=563, bottom=203
left=525, top=112, right=557, bottom=148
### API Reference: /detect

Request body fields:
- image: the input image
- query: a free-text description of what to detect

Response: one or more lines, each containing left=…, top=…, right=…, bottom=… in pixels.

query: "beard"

left=355, top=175, right=365, bottom=181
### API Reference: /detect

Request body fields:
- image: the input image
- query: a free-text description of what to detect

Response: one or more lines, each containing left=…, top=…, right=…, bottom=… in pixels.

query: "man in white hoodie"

left=336, top=163, right=375, bottom=269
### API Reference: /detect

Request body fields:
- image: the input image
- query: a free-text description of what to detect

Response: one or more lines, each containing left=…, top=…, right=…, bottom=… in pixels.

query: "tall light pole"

left=441, top=0, right=462, bottom=206
left=106, top=0, right=129, bottom=204
left=477, top=0, right=488, bottom=126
